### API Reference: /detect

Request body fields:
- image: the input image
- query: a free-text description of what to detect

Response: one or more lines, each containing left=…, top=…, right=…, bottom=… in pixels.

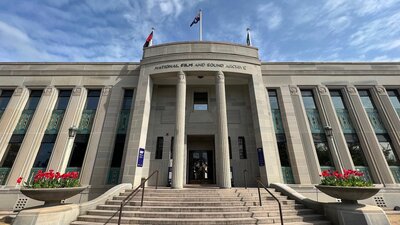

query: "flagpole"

left=150, top=27, right=154, bottom=46
left=199, top=9, right=202, bottom=41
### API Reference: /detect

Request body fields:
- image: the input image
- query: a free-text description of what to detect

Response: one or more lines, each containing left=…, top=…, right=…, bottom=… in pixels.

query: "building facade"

left=0, top=42, right=400, bottom=209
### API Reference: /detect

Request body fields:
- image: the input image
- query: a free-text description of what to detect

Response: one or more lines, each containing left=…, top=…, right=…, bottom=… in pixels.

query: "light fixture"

left=324, top=125, right=333, bottom=137
left=68, top=126, right=78, bottom=138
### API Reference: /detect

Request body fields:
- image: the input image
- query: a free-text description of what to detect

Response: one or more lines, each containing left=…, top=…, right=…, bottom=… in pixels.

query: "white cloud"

left=257, top=3, right=282, bottom=30
left=350, top=11, right=400, bottom=52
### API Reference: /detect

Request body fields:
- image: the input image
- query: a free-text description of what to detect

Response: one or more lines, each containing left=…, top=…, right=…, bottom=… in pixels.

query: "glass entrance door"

left=188, top=150, right=214, bottom=184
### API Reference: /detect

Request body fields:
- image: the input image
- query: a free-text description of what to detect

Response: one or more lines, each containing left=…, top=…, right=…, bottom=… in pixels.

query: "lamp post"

left=324, top=125, right=343, bottom=172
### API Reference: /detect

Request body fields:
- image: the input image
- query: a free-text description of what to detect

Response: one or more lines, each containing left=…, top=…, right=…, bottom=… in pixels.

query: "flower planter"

left=315, top=185, right=381, bottom=204
left=20, top=186, right=87, bottom=206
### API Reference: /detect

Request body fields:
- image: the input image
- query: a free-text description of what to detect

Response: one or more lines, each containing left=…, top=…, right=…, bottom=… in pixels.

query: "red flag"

left=143, top=31, right=153, bottom=47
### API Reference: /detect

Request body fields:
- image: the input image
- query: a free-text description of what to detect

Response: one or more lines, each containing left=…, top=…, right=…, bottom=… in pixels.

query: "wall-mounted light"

left=68, top=126, right=78, bottom=138
left=324, top=125, right=333, bottom=137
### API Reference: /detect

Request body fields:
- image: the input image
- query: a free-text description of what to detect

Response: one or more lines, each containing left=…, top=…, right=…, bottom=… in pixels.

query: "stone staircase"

left=71, top=187, right=331, bottom=225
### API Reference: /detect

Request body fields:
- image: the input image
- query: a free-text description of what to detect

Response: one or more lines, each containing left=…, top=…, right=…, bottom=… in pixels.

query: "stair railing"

left=255, top=178, right=284, bottom=225
left=103, top=170, right=159, bottom=225
left=243, top=169, right=248, bottom=189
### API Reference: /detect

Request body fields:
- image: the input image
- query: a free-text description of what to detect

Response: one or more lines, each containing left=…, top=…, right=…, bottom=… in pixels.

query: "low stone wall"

left=12, top=183, right=132, bottom=225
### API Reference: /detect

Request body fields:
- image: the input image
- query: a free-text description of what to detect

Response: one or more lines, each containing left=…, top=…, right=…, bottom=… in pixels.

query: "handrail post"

left=243, top=170, right=248, bottom=189
left=117, top=202, right=123, bottom=225
left=257, top=181, right=262, bottom=206
left=278, top=202, right=283, bottom=225
left=155, top=170, right=159, bottom=189
left=140, top=181, right=145, bottom=207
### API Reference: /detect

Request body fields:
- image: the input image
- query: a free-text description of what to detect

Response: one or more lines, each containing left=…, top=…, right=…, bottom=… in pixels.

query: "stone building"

left=0, top=41, right=399, bottom=210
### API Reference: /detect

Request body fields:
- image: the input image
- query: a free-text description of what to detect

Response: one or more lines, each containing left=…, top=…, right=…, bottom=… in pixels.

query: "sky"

left=0, top=0, right=399, bottom=62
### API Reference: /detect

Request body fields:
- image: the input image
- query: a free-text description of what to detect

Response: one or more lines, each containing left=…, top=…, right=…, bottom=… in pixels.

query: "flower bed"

left=17, top=170, right=80, bottom=188
left=320, top=169, right=373, bottom=187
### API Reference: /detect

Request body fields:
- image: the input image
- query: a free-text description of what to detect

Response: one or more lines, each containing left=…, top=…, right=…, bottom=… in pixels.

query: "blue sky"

left=0, top=0, right=399, bottom=62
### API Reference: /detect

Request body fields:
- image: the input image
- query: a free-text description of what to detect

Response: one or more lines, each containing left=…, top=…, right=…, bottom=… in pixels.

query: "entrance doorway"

left=187, top=135, right=215, bottom=184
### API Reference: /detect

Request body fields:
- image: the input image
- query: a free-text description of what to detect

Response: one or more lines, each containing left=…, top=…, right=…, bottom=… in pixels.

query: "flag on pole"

left=143, top=29, right=154, bottom=48
left=246, top=28, right=252, bottom=46
left=190, top=12, right=201, bottom=27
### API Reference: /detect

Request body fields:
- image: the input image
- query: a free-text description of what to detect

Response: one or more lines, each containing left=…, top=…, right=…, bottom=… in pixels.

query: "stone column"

left=215, top=71, right=231, bottom=188
left=371, top=86, right=400, bottom=162
left=90, top=87, right=125, bottom=187
left=315, top=85, right=354, bottom=171
left=79, top=86, right=112, bottom=185
left=278, top=86, right=312, bottom=184
left=248, top=72, right=282, bottom=184
left=172, top=71, right=186, bottom=189
left=6, top=86, right=58, bottom=185
left=289, top=85, right=321, bottom=184
left=121, top=71, right=153, bottom=187
left=47, top=86, right=87, bottom=173
left=0, top=87, right=30, bottom=161
left=343, top=85, right=396, bottom=185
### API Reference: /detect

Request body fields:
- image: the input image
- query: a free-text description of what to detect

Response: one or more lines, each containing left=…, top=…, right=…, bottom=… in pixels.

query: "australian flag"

left=190, top=12, right=200, bottom=27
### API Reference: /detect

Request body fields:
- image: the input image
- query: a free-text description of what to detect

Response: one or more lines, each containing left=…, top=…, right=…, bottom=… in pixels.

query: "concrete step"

left=97, top=204, right=307, bottom=212
left=106, top=199, right=249, bottom=206
left=87, top=210, right=253, bottom=218
left=75, top=215, right=257, bottom=224
left=71, top=221, right=330, bottom=225
left=255, top=214, right=326, bottom=224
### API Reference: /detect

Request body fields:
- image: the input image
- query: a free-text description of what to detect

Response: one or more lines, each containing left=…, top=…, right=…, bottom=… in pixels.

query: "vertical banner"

left=137, top=148, right=145, bottom=167
left=257, top=148, right=265, bottom=166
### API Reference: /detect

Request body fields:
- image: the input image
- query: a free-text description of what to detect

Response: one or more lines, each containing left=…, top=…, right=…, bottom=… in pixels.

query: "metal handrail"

left=103, top=170, right=159, bottom=225
left=256, top=178, right=284, bottom=225
left=243, top=169, right=248, bottom=189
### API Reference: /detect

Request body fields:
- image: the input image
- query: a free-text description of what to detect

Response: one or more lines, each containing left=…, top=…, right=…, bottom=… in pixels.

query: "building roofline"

left=145, top=41, right=259, bottom=50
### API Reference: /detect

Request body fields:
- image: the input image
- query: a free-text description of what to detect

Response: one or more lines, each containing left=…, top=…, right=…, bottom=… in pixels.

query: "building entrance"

left=187, top=135, right=215, bottom=184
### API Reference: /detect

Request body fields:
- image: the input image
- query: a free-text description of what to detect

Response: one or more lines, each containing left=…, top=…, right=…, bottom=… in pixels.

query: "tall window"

left=155, top=137, right=164, bottom=159
left=330, top=90, right=371, bottom=180
left=0, top=90, right=13, bottom=120
left=0, top=90, right=42, bottom=184
left=228, top=137, right=232, bottom=159
left=32, top=90, right=72, bottom=172
left=170, top=136, right=174, bottom=159
left=107, top=89, right=134, bottom=184
left=301, top=89, right=335, bottom=170
left=268, top=89, right=294, bottom=183
left=387, top=89, right=400, bottom=118
left=238, top=136, right=247, bottom=159
left=359, top=89, right=400, bottom=182
left=67, top=90, right=101, bottom=173
left=193, top=92, right=208, bottom=110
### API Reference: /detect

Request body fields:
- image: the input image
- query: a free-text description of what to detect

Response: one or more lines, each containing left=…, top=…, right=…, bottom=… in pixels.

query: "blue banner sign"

left=257, top=148, right=265, bottom=166
left=137, top=148, right=145, bottom=167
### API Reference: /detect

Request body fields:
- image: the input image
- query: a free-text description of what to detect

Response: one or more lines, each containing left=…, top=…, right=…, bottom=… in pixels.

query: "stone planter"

left=315, top=185, right=381, bottom=204
left=20, top=186, right=87, bottom=206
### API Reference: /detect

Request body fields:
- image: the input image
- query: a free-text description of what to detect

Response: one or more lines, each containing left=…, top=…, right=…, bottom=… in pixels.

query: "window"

left=55, top=90, right=72, bottom=110
left=33, top=134, right=57, bottom=168
left=170, top=136, right=174, bottom=159
left=313, top=134, right=334, bottom=167
left=238, top=136, right=247, bottom=159
left=387, top=90, right=400, bottom=116
left=68, top=134, right=90, bottom=167
left=301, top=90, right=317, bottom=109
left=359, top=90, right=375, bottom=109
left=0, top=90, right=13, bottom=110
left=85, top=90, right=101, bottom=110
left=0, top=135, right=24, bottom=167
left=228, top=137, right=232, bottom=159
left=377, top=134, right=400, bottom=166
left=110, top=134, right=126, bottom=167
left=25, top=90, right=43, bottom=110
left=155, top=137, right=163, bottom=159
left=193, top=92, right=208, bottom=110
left=121, top=90, right=134, bottom=110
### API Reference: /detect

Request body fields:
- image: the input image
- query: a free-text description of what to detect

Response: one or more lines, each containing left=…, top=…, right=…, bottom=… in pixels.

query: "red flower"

left=16, top=177, right=23, bottom=184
